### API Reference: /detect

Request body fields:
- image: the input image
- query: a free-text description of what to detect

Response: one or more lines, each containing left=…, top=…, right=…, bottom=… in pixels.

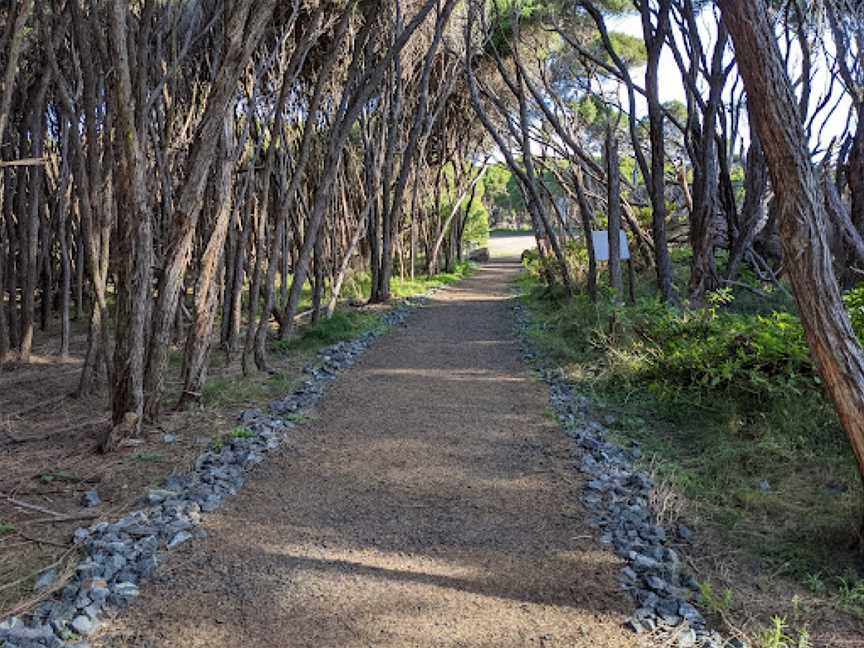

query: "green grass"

left=274, top=310, right=382, bottom=354
left=278, top=262, right=474, bottom=355
left=342, top=261, right=473, bottom=303
left=202, top=371, right=299, bottom=407
left=202, top=375, right=272, bottom=407
left=517, top=268, right=864, bottom=606
left=203, top=264, right=473, bottom=403
left=212, top=426, right=257, bottom=451
left=755, top=616, right=812, bottom=648
left=0, top=522, right=15, bottom=535
left=133, top=452, right=164, bottom=464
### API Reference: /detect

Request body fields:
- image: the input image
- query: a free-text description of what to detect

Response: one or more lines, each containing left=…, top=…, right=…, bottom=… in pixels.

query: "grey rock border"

left=512, top=301, right=744, bottom=648
left=0, top=294, right=432, bottom=648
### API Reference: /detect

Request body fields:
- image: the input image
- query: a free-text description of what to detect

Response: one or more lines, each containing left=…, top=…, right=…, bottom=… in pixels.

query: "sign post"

left=591, top=230, right=635, bottom=303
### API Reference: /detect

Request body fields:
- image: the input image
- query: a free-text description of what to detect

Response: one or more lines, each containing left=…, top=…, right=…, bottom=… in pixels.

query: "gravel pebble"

left=0, top=292, right=436, bottom=646
left=513, top=301, right=727, bottom=647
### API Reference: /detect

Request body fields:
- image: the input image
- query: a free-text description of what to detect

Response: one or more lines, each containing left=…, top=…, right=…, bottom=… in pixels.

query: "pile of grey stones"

left=0, top=295, right=428, bottom=648
left=512, top=302, right=741, bottom=648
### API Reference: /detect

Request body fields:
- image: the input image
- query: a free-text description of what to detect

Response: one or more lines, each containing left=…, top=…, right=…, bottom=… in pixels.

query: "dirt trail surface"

left=96, top=259, right=635, bottom=648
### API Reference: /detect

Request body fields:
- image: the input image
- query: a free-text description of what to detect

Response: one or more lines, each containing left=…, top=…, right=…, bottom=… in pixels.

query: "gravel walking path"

left=96, top=260, right=636, bottom=647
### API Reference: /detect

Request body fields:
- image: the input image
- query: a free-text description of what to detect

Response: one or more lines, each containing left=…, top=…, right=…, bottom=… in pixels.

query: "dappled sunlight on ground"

left=93, top=259, right=635, bottom=648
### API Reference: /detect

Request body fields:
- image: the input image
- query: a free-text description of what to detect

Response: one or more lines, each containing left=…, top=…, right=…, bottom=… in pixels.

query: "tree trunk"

left=144, top=0, right=277, bottom=418
left=327, top=212, right=368, bottom=318
left=640, top=0, right=675, bottom=302
left=719, top=0, right=864, bottom=532
left=605, top=126, right=623, bottom=297
left=103, top=0, right=154, bottom=451
left=0, top=0, right=35, bottom=150
left=0, top=206, right=8, bottom=364
left=279, top=0, right=446, bottom=332
left=178, top=129, right=235, bottom=410
left=727, top=132, right=769, bottom=281
left=20, top=83, right=48, bottom=362
left=572, top=168, right=597, bottom=302
left=311, top=234, right=325, bottom=326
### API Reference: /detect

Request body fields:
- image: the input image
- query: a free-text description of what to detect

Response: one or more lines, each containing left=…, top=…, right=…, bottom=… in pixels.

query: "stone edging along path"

left=0, top=296, right=428, bottom=648
left=512, top=300, right=740, bottom=648
left=2, top=279, right=739, bottom=648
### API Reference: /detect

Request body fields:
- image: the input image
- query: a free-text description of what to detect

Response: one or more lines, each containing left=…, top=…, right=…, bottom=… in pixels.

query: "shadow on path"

left=95, top=260, right=635, bottom=648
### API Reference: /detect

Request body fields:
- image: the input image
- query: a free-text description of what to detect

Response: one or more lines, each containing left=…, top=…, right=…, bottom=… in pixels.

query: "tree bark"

left=103, top=0, right=154, bottom=451
left=178, top=127, right=236, bottom=410
left=605, top=126, right=623, bottom=297
left=719, top=0, right=864, bottom=531
left=572, top=167, right=597, bottom=302
left=144, top=0, right=277, bottom=418
left=279, top=0, right=446, bottom=334
left=640, top=0, right=675, bottom=302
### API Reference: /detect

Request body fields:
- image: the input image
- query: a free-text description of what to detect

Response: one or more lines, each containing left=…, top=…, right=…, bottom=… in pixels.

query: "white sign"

left=591, top=230, right=631, bottom=262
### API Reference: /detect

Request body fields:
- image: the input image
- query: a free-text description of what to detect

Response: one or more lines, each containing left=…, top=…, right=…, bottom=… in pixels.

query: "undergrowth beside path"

left=203, top=263, right=473, bottom=407
left=516, top=268, right=864, bottom=646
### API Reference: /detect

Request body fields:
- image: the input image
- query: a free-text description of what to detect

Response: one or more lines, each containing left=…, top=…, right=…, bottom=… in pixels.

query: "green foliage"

left=517, top=266, right=863, bottom=589
left=843, top=285, right=864, bottom=333
left=698, top=580, right=734, bottom=613
left=203, top=375, right=273, bottom=407
left=0, top=522, right=15, bottom=535
left=598, top=31, right=647, bottom=68
left=482, top=163, right=528, bottom=223
left=756, top=617, right=812, bottom=648
left=594, top=0, right=638, bottom=12
left=837, top=575, right=864, bottom=615
left=623, top=298, right=816, bottom=404
left=803, top=573, right=826, bottom=594
left=431, top=163, right=490, bottom=247
left=463, top=203, right=491, bottom=248
left=212, top=426, right=256, bottom=451
left=275, top=311, right=382, bottom=353
left=228, top=426, right=255, bottom=440
left=133, top=452, right=163, bottom=464
left=463, top=174, right=490, bottom=248
left=521, top=242, right=570, bottom=286
left=486, top=0, right=546, bottom=55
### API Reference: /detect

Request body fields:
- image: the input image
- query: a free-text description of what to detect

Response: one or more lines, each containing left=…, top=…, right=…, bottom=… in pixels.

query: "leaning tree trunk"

left=0, top=216, right=8, bottom=364
left=847, top=115, right=864, bottom=237
left=572, top=168, right=597, bottom=302
left=144, top=0, right=277, bottom=419
left=719, top=0, right=864, bottom=532
left=0, top=0, right=35, bottom=151
left=20, top=79, right=49, bottom=363
left=605, top=126, right=623, bottom=297
left=327, top=211, right=368, bottom=318
left=178, top=131, right=236, bottom=410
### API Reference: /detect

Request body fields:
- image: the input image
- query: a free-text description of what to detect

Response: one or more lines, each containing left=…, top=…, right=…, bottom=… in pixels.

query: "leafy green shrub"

left=610, top=284, right=864, bottom=412
left=698, top=580, right=734, bottom=613
left=756, top=616, right=812, bottom=648
left=623, top=299, right=817, bottom=404
left=843, top=285, right=864, bottom=334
